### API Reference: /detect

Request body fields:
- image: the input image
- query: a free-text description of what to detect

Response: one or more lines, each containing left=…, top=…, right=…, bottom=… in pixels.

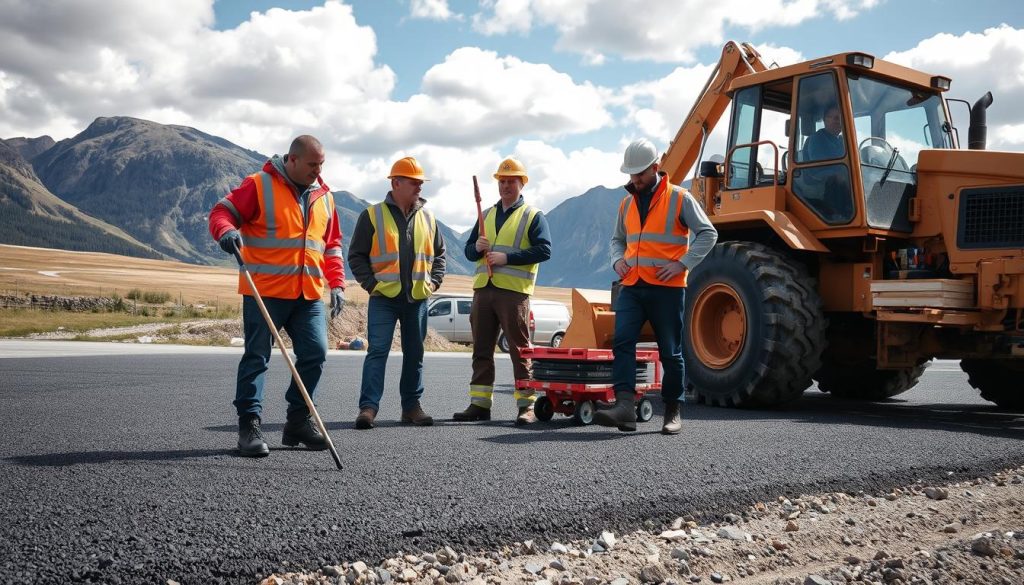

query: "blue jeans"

left=358, top=295, right=428, bottom=412
left=235, top=295, right=327, bottom=418
left=612, top=285, right=686, bottom=403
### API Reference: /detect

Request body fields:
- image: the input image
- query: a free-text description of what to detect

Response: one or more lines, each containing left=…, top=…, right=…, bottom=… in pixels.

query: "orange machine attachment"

left=560, top=287, right=656, bottom=349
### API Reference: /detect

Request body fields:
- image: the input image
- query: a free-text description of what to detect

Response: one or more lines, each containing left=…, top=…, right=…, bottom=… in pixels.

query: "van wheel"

left=497, top=332, right=510, bottom=353
left=551, top=333, right=564, bottom=348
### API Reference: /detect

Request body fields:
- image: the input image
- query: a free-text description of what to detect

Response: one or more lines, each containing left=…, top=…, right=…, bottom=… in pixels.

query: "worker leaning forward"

left=453, top=157, right=552, bottom=425
left=208, top=135, right=346, bottom=457
left=593, top=138, right=718, bottom=435
left=348, top=157, right=446, bottom=430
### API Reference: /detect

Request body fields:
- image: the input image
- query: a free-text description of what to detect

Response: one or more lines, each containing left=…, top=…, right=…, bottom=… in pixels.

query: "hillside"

left=539, top=185, right=623, bottom=289
left=31, top=117, right=266, bottom=265
left=0, top=140, right=163, bottom=259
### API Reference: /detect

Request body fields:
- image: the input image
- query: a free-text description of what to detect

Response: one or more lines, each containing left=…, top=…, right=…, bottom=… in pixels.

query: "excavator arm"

left=661, top=41, right=767, bottom=185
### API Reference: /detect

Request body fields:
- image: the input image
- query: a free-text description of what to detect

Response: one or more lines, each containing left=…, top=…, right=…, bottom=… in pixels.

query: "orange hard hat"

left=388, top=156, right=429, bottom=181
left=493, top=157, right=528, bottom=185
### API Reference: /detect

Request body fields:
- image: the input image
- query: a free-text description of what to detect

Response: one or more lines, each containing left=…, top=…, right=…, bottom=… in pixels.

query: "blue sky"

left=2, top=0, right=1023, bottom=229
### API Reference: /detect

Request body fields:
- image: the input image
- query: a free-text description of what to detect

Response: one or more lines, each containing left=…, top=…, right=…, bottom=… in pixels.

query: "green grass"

left=0, top=308, right=234, bottom=337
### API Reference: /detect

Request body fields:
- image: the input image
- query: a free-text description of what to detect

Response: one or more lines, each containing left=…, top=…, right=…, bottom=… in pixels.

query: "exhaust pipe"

left=968, top=91, right=993, bottom=150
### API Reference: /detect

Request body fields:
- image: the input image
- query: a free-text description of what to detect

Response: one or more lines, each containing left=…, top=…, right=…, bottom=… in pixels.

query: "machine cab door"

left=721, top=81, right=792, bottom=214
left=789, top=72, right=857, bottom=225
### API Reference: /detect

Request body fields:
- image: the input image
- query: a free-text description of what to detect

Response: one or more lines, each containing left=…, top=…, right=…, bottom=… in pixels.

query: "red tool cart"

left=517, top=347, right=662, bottom=425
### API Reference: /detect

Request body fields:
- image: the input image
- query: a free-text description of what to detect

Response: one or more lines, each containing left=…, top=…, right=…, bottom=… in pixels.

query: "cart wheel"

left=535, top=396, right=554, bottom=421
left=636, top=398, right=654, bottom=422
left=572, top=400, right=596, bottom=426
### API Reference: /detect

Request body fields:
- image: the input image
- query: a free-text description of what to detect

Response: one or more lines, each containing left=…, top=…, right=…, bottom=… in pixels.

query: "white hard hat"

left=620, top=138, right=659, bottom=174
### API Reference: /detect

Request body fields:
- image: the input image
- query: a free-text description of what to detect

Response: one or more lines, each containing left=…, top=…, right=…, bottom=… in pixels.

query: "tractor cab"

left=719, top=53, right=954, bottom=235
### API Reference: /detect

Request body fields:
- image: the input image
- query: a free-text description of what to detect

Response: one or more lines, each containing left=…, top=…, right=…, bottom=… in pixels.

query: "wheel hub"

left=691, top=283, right=746, bottom=369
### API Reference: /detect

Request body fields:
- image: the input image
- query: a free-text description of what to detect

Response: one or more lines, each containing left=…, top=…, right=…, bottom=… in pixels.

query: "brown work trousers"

left=469, top=286, right=534, bottom=407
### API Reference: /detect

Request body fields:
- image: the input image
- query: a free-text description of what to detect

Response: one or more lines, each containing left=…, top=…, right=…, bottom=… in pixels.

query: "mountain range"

left=1, top=116, right=622, bottom=289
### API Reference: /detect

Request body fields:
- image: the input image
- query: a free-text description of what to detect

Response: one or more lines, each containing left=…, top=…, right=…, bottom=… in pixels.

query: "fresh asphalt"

left=1, top=340, right=1022, bottom=584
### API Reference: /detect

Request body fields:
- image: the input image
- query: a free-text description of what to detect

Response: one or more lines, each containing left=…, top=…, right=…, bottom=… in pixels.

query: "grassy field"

left=0, top=244, right=575, bottom=305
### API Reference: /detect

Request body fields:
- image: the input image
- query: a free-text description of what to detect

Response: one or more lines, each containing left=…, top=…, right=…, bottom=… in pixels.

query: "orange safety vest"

left=238, top=171, right=334, bottom=300
left=619, top=179, right=690, bottom=287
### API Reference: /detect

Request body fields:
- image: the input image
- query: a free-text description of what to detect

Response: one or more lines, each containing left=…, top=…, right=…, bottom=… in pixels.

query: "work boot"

left=401, top=403, right=434, bottom=426
left=354, top=408, right=376, bottom=430
left=515, top=405, right=537, bottom=426
left=282, top=413, right=329, bottom=450
left=237, top=414, right=270, bottom=457
left=662, top=401, right=682, bottom=435
left=593, top=391, right=637, bottom=432
left=453, top=404, right=491, bottom=421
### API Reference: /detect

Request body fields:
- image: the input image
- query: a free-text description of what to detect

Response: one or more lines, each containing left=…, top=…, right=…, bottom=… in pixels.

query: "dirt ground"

left=258, top=466, right=1024, bottom=585
left=0, top=244, right=573, bottom=306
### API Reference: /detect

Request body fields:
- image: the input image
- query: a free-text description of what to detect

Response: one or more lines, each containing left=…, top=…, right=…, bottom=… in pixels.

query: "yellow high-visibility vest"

left=473, top=204, right=540, bottom=295
left=368, top=203, right=436, bottom=300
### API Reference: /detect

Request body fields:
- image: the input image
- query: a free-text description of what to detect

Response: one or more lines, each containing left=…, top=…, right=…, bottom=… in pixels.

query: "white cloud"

left=882, top=24, right=1024, bottom=149
left=472, top=0, right=879, bottom=63
left=409, top=0, right=459, bottom=21
left=472, top=0, right=533, bottom=36
left=323, top=47, right=611, bottom=155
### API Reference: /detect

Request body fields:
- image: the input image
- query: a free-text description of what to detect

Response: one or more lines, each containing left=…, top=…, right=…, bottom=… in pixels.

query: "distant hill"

left=32, top=117, right=266, bottom=264
left=1, top=115, right=657, bottom=288
left=0, top=139, right=162, bottom=259
left=4, top=135, right=55, bottom=161
left=538, top=185, right=624, bottom=290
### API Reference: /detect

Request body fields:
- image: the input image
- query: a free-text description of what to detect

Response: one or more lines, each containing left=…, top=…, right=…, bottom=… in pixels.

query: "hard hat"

left=388, top=156, right=429, bottom=181
left=620, top=138, right=659, bottom=174
left=493, top=157, right=529, bottom=185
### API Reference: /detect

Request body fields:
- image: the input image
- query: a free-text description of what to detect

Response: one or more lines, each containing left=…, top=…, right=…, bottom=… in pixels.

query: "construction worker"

left=208, top=135, right=345, bottom=457
left=348, top=156, right=446, bottom=430
left=594, top=138, right=717, bottom=435
left=453, top=157, right=551, bottom=425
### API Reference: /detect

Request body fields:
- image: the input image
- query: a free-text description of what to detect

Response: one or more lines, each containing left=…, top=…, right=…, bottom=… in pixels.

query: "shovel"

left=231, top=243, right=342, bottom=470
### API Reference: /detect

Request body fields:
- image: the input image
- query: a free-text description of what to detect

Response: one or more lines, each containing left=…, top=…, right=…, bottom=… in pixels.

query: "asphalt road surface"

left=1, top=340, right=1022, bottom=584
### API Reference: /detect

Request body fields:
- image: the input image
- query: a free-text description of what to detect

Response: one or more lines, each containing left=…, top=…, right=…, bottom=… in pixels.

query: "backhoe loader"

left=561, top=41, right=1024, bottom=409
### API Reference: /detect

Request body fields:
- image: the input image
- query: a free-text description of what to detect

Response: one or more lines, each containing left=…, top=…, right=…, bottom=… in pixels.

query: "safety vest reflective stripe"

left=238, top=171, right=332, bottom=300
left=218, top=196, right=241, bottom=222
left=246, top=263, right=325, bottom=277
left=244, top=237, right=326, bottom=253
left=473, top=204, right=540, bottom=294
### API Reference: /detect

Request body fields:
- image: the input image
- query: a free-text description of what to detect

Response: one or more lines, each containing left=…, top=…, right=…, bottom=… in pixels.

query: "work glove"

left=330, top=287, right=345, bottom=320
left=218, top=229, right=242, bottom=254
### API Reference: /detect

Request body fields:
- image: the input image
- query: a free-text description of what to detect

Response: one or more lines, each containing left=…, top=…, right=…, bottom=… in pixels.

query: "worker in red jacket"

left=208, top=135, right=345, bottom=457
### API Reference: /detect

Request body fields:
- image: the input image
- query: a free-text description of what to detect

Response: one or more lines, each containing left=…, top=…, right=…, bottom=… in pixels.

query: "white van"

left=426, top=294, right=571, bottom=352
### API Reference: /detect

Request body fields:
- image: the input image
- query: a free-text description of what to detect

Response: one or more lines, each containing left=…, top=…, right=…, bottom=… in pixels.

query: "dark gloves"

left=218, top=229, right=242, bottom=254
left=330, top=287, right=345, bottom=320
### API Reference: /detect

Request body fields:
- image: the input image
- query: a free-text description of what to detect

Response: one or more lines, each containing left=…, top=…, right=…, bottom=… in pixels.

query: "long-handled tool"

left=473, top=175, right=492, bottom=278
left=231, top=243, right=342, bottom=470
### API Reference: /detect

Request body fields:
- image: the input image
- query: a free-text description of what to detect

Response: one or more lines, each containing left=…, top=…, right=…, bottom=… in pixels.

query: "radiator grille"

left=958, top=186, right=1024, bottom=249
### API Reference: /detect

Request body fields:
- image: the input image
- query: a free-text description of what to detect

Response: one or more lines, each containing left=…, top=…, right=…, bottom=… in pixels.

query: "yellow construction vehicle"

left=562, top=41, right=1024, bottom=409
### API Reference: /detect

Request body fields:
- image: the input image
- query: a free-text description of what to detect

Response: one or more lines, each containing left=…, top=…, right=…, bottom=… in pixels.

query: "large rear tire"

left=960, top=359, right=1024, bottom=410
left=814, top=314, right=928, bottom=400
left=684, top=242, right=825, bottom=408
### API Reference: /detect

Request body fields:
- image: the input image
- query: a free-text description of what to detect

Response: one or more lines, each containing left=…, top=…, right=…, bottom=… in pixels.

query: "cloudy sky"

left=1, top=0, right=1022, bottom=230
